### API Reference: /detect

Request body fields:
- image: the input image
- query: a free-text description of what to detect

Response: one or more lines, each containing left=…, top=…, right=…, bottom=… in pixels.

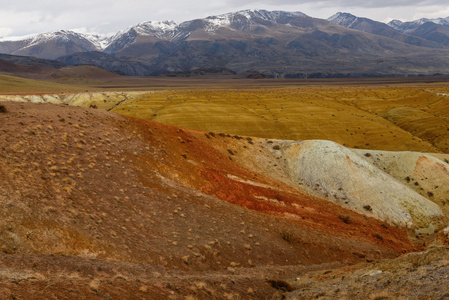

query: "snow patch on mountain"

left=84, top=34, right=113, bottom=50
left=201, top=9, right=308, bottom=33
left=328, top=12, right=358, bottom=27
left=27, top=31, right=71, bottom=46
left=252, top=9, right=307, bottom=21
left=134, top=20, right=178, bottom=38
left=206, top=14, right=233, bottom=27
left=1, top=30, right=111, bottom=52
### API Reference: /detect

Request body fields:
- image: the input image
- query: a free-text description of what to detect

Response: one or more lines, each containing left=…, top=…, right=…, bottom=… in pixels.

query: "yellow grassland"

left=0, top=75, right=98, bottom=93
left=1, top=75, right=448, bottom=153
left=110, top=86, right=449, bottom=153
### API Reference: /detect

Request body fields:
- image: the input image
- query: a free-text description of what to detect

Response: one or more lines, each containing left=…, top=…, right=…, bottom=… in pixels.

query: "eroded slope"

left=273, top=140, right=447, bottom=231
left=0, top=101, right=418, bottom=298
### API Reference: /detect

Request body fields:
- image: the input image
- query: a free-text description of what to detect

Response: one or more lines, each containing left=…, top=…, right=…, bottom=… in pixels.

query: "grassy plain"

left=0, top=75, right=101, bottom=93
left=110, top=84, right=449, bottom=153
left=1, top=75, right=449, bottom=153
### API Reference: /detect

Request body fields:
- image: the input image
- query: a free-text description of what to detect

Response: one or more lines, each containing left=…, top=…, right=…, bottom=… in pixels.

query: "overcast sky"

left=1, top=0, right=449, bottom=39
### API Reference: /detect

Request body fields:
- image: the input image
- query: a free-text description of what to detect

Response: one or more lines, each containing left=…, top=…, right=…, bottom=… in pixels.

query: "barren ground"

left=1, top=101, right=437, bottom=299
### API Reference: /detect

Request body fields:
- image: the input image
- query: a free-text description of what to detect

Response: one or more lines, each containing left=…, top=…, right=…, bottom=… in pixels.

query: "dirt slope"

left=0, top=101, right=421, bottom=298
left=286, top=246, right=449, bottom=300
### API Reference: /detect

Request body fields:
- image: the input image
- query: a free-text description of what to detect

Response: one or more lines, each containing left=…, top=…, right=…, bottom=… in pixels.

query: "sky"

left=1, top=0, right=449, bottom=39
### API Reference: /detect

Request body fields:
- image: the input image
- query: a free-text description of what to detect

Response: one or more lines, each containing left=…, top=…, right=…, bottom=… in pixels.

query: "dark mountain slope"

left=3, top=10, right=449, bottom=77
left=328, top=12, right=443, bottom=48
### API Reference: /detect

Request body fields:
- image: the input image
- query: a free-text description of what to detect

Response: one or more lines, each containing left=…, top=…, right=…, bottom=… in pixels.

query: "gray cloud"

left=0, top=0, right=448, bottom=39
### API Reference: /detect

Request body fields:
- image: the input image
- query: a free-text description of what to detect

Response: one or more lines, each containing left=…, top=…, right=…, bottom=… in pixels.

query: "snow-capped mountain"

left=0, top=30, right=107, bottom=60
left=3, top=9, right=449, bottom=77
left=389, top=17, right=449, bottom=33
left=328, top=12, right=401, bottom=35
left=387, top=17, right=449, bottom=47
left=104, top=10, right=309, bottom=54
left=329, top=12, right=446, bottom=48
left=104, top=20, right=177, bottom=54
left=203, top=9, right=307, bottom=31
left=328, top=12, right=361, bottom=28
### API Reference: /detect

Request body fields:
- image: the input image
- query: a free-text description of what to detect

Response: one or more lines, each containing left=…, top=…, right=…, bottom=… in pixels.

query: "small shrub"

left=363, top=205, right=372, bottom=211
left=280, top=230, right=293, bottom=242
left=0, top=104, right=6, bottom=113
left=374, top=233, right=384, bottom=241
left=364, top=153, right=371, bottom=157
left=339, top=214, right=352, bottom=224
left=267, top=279, right=294, bottom=292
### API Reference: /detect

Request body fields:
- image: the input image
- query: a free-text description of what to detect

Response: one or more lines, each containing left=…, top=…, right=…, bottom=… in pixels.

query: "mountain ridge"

left=389, top=16, right=449, bottom=32
left=328, top=12, right=445, bottom=48
left=2, top=9, right=449, bottom=77
left=2, top=9, right=448, bottom=54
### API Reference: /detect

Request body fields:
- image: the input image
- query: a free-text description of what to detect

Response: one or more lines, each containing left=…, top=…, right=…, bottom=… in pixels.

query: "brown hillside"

left=0, top=59, right=119, bottom=85
left=0, top=101, right=416, bottom=298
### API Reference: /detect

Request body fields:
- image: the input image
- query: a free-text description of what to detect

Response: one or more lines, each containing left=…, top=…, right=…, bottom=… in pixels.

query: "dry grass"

left=0, top=75, right=95, bottom=93
left=102, top=86, right=449, bottom=153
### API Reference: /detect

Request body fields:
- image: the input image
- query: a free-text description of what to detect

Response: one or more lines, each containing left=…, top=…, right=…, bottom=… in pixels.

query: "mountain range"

left=2, top=9, right=449, bottom=77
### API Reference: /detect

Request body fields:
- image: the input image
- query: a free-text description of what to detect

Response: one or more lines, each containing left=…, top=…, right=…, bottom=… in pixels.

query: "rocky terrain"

left=287, top=246, right=449, bottom=299
left=1, top=94, right=449, bottom=298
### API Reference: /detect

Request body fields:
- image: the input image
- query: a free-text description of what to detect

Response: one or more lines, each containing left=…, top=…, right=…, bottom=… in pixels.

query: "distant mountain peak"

left=388, top=16, right=449, bottom=32
left=16, top=30, right=110, bottom=51
left=204, top=9, right=308, bottom=26
left=328, top=12, right=371, bottom=28
left=133, top=20, right=178, bottom=37
left=328, top=12, right=356, bottom=20
left=200, top=9, right=309, bottom=33
left=2, top=9, right=449, bottom=77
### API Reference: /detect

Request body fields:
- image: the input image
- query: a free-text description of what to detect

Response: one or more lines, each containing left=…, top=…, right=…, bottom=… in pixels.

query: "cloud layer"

left=1, top=0, right=449, bottom=39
